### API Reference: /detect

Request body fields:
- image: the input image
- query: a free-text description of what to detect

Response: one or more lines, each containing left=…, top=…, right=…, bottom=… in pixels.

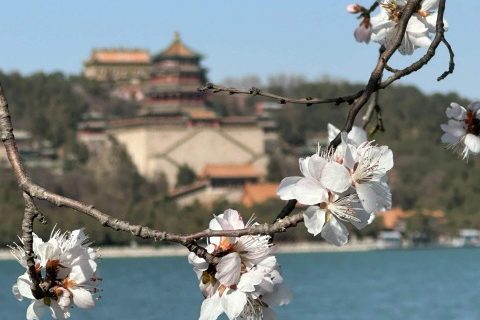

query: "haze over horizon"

left=0, top=1, right=478, bottom=99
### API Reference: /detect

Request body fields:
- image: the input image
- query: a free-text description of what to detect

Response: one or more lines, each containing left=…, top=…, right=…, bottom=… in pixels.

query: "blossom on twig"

left=278, top=124, right=393, bottom=245
left=10, top=228, right=100, bottom=320
left=370, top=0, right=448, bottom=55
left=441, top=102, right=480, bottom=160
left=188, top=209, right=291, bottom=320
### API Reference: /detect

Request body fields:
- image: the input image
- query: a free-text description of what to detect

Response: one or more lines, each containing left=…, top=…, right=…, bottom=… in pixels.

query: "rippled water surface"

left=2, top=248, right=480, bottom=319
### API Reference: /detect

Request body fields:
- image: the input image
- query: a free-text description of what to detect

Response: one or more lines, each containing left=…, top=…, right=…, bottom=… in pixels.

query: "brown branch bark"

left=198, top=83, right=362, bottom=106
left=21, top=193, right=44, bottom=299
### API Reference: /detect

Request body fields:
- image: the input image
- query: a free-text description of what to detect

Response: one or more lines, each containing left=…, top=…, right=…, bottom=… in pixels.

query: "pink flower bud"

left=354, top=18, right=372, bottom=43
left=346, top=4, right=362, bottom=14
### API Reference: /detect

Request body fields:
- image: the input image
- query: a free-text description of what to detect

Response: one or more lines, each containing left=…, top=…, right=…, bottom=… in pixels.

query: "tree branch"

left=330, top=0, right=424, bottom=149
left=380, top=0, right=449, bottom=88
left=437, top=35, right=455, bottom=81
left=21, top=193, right=44, bottom=299
left=198, top=83, right=362, bottom=107
left=0, top=82, right=304, bottom=263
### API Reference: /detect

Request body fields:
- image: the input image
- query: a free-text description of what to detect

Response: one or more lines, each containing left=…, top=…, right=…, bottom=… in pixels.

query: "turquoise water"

left=2, top=248, right=480, bottom=319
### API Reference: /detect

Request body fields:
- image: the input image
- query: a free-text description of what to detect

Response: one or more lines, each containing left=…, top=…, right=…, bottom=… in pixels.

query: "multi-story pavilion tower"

left=141, top=32, right=213, bottom=118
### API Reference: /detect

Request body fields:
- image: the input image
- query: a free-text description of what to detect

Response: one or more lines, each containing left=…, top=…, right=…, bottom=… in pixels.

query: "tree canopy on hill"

left=0, top=72, right=478, bottom=245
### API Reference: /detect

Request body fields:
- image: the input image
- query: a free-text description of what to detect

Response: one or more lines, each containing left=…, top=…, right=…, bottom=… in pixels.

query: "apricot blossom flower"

left=11, top=228, right=100, bottom=320
left=441, top=102, right=480, bottom=160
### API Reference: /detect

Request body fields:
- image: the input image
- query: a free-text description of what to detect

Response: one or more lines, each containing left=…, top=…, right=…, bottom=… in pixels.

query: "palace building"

left=79, top=33, right=269, bottom=191
left=83, top=48, right=151, bottom=82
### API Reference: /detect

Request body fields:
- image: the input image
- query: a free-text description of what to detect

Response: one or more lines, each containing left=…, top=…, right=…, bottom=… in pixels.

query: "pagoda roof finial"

left=174, top=31, right=181, bottom=42
left=153, top=31, right=202, bottom=61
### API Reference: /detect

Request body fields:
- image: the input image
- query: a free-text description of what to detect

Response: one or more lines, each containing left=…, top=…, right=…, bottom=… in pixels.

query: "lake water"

left=1, top=248, right=480, bottom=319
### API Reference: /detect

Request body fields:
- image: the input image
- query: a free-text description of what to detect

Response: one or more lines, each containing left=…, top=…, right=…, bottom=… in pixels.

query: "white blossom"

left=277, top=152, right=351, bottom=206
left=441, top=102, right=480, bottom=160
left=11, top=228, right=100, bottom=320
left=303, top=193, right=372, bottom=246
left=370, top=0, right=447, bottom=55
left=188, top=209, right=291, bottom=320
left=339, top=133, right=394, bottom=213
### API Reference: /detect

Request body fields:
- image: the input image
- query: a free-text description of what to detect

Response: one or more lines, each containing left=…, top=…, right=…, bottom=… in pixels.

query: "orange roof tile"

left=377, top=208, right=446, bottom=229
left=89, top=49, right=150, bottom=64
left=242, top=183, right=278, bottom=207
left=158, top=32, right=200, bottom=58
left=201, top=164, right=261, bottom=179
left=377, top=208, right=413, bottom=229
left=184, top=108, right=217, bottom=120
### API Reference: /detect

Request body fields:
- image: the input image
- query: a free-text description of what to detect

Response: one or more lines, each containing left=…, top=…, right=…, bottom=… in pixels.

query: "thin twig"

left=330, top=0, right=424, bottom=149
left=437, top=35, right=455, bottom=81
left=199, top=83, right=362, bottom=106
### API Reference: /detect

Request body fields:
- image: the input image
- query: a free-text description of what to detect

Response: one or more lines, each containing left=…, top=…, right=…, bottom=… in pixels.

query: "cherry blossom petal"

left=441, top=132, right=458, bottom=144
left=446, top=103, right=466, bottom=120
left=327, top=123, right=340, bottom=143
left=27, top=300, right=45, bottom=320
left=411, top=35, right=432, bottom=48
left=425, top=14, right=448, bottom=33
left=16, top=273, right=35, bottom=300
left=255, top=255, right=278, bottom=273
left=356, top=181, right=392, bottom=213
left=12, top=284, right=22, bottom=301
left=199, top=294, right=223, bottom=320
left=319, top=162, right=351, bottom=193
left=349, top=126, right=368, bottom=146
left=398, top=33, right=415, bottom=55
left=237, top=270, right=266, bottom=292
left=350, top=206, right=374, bottom=230
left=299, top=157, right=313, bottom=178
left=406, top=16, right=428, bottom=35
left=222, top=209, right=245, bottom=230
left=277, top=176, right=302, bottom=200
left=307, top=154, right=328, bottom=181
left=71, top=287, right=95, bottom=309
left=263, top=283, right=293, bottom=307
left=303, top=206, right=326, bottom=236
left=440, top=123, right=465, bottom=138
left=464, top=134, right=480, bottom=154
left=321, top=216, right=349, bottom=246
left=421, top=0, right=439, bottom=11
left=215, top=253, right=241, bottom=287
left=468, top=101, right=480, bottom=112
left=292, top=177, right=328, bottom=205
left=188, top=252, right=208, bottom=272
left=221, top=290, right=247, bottom=319
left=354, top=24, right=372, bottom=43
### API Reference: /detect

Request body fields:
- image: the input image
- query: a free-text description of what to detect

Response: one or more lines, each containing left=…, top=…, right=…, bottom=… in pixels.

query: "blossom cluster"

left=348, top=0, right=448, bottom=55
left=277, top=124, right=393, bottom=246
left=441, top=101, right=480, bottom=160
left=10, top=229, right=100, bottom=320
left=188, top=209, right=291, bottom=320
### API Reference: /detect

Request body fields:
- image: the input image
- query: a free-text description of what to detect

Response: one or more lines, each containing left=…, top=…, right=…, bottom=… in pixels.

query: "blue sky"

left=0, top=1, right=478, bottom=99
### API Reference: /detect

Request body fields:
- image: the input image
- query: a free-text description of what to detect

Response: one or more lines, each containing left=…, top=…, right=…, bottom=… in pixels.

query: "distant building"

left=167, top=167, right=277, bottom=208
left=452, top=229, right=480, bottom=247
left=142, top=32, right=211, bottom=117
left=108, top=116, right=267, bottom=185
left=0, top=130, right=60, bottom=170
left=79, top=33, right=268, bottom=187
left=83, top=48, right=151, bottom=82
left=241, top=183, right=278, bottom=207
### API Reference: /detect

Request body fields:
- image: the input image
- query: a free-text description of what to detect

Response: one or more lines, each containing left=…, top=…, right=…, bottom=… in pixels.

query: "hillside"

left=0, top=71, right=478, bottom=245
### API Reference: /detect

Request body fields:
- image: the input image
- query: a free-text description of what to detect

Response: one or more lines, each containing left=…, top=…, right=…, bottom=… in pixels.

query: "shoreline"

left=0, top=240, right=378, bottom=260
